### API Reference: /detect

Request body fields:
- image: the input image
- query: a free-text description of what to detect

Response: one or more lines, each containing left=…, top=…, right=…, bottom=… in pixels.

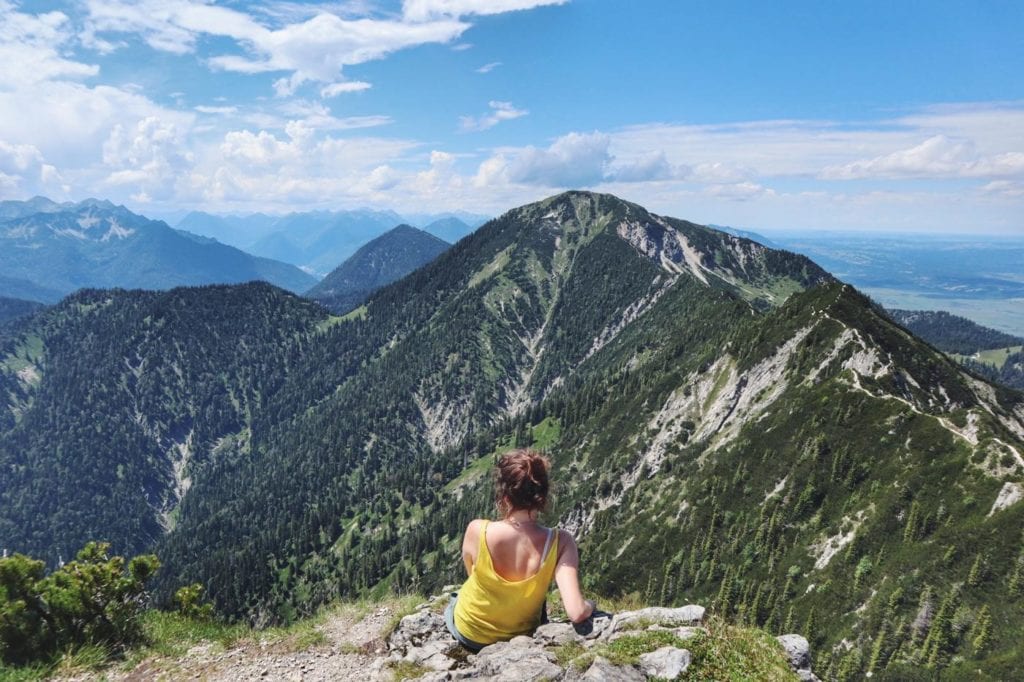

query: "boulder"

left=603, top=605, right=705, bottom=639
left=777, top=634, right=820, bottom=681
left=638, top=646, right=691, bottom=679
left=467, top=636, right=562, bottom=681
left=534, top=621, right=583, bottom=645
left=581, top=656, right=644, bottom=681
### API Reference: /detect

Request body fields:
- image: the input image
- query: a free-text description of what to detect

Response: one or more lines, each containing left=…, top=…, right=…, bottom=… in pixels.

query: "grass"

left=0, top=594, right=431, bottom=681
left=388, top=660, right=429, bottom=681
left=953, top=345, right=1023, bottom=369
left=685, top=617, right=796, bottom=681
left=380, top=594, right=430, bottom=638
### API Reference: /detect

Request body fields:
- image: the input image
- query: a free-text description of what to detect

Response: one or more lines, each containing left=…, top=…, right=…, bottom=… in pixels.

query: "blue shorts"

left=443, top=593, right=486, bottom=652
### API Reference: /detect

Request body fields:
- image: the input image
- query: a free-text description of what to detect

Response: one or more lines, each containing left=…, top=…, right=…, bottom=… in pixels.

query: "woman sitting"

left=444, top=449, right=595, bottom=651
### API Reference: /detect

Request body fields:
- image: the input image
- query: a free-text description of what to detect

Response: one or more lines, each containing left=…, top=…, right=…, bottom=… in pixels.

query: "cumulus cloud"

left=606, top=151, right=678, bottom=182
left=460, top=101, right=528, bottom=131
left=821, top=134, right=1024, bottom=180
left=476, top=132, right=611, bottom=187
left=84, top=0, right=469, bottom=97
left=0, top=1, right=98, bottom=87
left=0, top=140, right=67, bottom=197
left=403, top=0, right=567, bottom=21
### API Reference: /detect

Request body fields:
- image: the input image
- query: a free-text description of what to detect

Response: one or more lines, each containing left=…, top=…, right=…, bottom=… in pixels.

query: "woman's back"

left=453, top=520, right=558, bottom=644
left=445, top=449, right=594, bottom=650
left=484, top=519, right=552, bottom=581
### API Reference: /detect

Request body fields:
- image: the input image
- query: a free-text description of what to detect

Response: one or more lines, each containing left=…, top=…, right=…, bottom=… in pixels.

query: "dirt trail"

left=61, top=604, right=399, bottom=682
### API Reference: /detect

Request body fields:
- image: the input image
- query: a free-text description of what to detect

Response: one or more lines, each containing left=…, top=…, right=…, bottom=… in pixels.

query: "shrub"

left=0, top=542, right=159, bottom=664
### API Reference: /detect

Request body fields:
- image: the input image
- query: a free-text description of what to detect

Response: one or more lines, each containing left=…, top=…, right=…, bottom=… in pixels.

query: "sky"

left=1, top=0, right=1023, bottom=234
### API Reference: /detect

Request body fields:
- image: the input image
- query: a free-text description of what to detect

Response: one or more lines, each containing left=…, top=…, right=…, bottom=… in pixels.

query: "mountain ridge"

left=2, top=191, right=1022, bottom=677
left=306, top=224, right=449, bottom=313
left=0, top=199, right=318, bottom=299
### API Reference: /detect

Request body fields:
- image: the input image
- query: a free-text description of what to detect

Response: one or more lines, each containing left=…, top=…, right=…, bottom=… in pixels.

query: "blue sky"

left=1, top=0, right=1022, bottom=233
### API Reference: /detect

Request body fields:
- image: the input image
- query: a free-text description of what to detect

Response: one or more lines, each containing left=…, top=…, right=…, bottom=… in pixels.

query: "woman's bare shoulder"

left=465, top=518, right=488, bottom=536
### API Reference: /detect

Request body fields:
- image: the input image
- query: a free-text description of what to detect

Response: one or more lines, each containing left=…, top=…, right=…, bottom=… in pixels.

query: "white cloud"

left=0, top=140, right=67, bottom=198
left=85, top=0, right=469, bottom=97
left=703, top=181, right=775, bottom=201
left=981, top=180, right=1024, bottom=198
left=607, top=151, right=678, bottom=182
left=320, top=81, right=372, bottom=97
left=460, top=101, right=528, bottom=131
left=0, top=2, right=98, bottom=87
left=821, top=135, right=1024, bottom=180
left=195, top=105, right=238, bottom=115
left=403, top=0, right=567, bottom=21
left=475, top=61, right=501, bottom=73
left=477, top=132, right=611, bottom=187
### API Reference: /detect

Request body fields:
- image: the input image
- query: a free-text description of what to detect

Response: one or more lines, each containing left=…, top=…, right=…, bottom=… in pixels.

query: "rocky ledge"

left=376, top=594, right=818, bottom=681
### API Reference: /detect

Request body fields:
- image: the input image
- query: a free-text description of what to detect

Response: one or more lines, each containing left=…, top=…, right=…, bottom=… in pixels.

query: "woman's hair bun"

left=496, top=449, right=550, bottom=514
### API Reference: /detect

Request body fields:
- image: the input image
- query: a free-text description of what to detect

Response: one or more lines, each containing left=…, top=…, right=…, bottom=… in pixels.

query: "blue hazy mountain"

left=307, top=224, right=450, bottom=313
left=0, top=199, right=317, bottom=299
left=176, top=209, right=489, bottom=276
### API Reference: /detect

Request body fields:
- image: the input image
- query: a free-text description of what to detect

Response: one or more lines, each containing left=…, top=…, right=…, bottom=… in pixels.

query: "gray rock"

left=638, top=646, right=691, bottom=679
left=603, top=605, right=705, bottom=639
left=776, top=634, right=811, bottom=670
left=648, top=625, right=706, bottom=640
left=535, top=622, right=583, bottom=645
left=405, top=639, right=452, bottom=665
left=468, top=638, right=562, bottom=681
left=582, top=656, right=644, bottom=681
left=417, top=673, right=451, bottom=682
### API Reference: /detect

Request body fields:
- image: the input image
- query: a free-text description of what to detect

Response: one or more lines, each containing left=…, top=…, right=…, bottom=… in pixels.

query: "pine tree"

left=970, top=605, right=992, bottom=655
left=783, top=604, right=796, bottom=633
left=903, top=500, right=921, bottom=543
left=967, top=553, right=985, bottom=588
left=804, top=605, right=818, bottom=644
left=867, top=620, right=889, bottom=674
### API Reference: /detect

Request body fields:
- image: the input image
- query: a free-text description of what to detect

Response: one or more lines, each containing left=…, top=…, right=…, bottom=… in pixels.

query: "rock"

left=603, top=605, right=705, bottom=639
left=777, top=634, right=820, bottom=681
left=468, top=637, right=562, bottom=681
left=417, top=673, right=451, bottom=682
left=582, top=656, right=644, bottom=681
left=535, top=621, right=582, bottom=645
left=776, top=634, right=811, bottom=670
left=415, top=667, right=452, bottom=679
left=638, top=646, right=691, bottom=679
left=649, top=625, right=705, bottom=640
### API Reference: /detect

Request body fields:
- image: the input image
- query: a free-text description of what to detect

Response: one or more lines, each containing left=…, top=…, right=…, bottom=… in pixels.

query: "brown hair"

left=495, top=449, right=551, bottom=515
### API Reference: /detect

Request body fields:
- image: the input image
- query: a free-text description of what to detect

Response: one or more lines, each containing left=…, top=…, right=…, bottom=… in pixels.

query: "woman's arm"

left=461, top=519, right=484, bottom=576
left=554, top=530, right=595, bottom=623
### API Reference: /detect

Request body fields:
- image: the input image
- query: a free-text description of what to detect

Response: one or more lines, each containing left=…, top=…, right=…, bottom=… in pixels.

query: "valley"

left=2, top=192, right=1022, bottom=679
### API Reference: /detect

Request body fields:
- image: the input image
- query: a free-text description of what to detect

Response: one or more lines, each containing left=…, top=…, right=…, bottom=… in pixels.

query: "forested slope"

left=0, top=284, right=329, bottom=561
left=3, top=191, right=1023, bottom=679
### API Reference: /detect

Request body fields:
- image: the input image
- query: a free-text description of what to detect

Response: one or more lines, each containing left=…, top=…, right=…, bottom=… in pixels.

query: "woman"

left=444, top=449, right=596, bottom=651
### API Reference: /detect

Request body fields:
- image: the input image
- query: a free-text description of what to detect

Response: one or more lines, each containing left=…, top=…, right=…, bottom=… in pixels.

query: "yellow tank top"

left=453, top=520, right=559, bottom=644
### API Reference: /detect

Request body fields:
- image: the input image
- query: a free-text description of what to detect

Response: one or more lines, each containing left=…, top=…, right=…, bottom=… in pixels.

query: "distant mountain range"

left=307, top=224, right=450, bottom=314
left=0, top=198, right=317, bottom=300
left=176, top=209, right=483, bottom=276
